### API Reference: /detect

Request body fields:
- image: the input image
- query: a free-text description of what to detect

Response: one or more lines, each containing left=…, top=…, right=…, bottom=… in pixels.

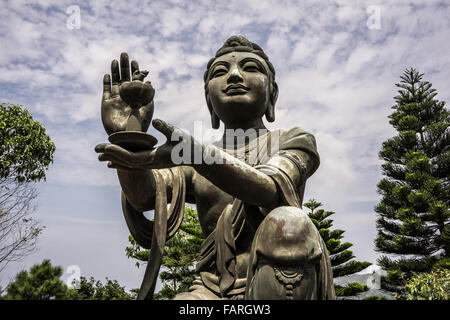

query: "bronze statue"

left=95, top=36, right=335, bottom=300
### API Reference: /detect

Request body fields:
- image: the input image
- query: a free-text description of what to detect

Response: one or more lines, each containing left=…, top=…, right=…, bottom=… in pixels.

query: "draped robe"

left=122, top=127, right=335, bottom=300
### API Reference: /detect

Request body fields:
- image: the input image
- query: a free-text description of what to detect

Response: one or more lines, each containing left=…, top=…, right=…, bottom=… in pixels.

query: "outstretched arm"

left=192, top=142, right=309, bottom=209
left=193, top=145, right=280, bottom=208
left=97, top=120, right=307, bottom=209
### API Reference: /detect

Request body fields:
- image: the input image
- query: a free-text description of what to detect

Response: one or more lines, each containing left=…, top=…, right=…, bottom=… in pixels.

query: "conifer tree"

left=2, top=259, right=67, bottom=300
left=304, top=199, right=371, bottom=297
left=375, top=68, right=449, bottom=291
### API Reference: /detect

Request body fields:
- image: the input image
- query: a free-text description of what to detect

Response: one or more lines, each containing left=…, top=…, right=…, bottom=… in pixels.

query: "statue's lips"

left=223, top=84, right=249, bottom=95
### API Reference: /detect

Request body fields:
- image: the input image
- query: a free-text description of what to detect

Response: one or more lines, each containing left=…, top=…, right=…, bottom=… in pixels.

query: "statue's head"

left=204, top=36, right=278, bottom=129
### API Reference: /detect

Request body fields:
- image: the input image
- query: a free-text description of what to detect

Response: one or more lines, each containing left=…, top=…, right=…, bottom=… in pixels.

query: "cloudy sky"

left=0, top=0, right=449, bottom=291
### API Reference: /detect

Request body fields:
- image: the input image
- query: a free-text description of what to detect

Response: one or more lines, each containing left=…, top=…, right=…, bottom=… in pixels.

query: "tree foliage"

left=1, top=259, right=135, bottom=300
left=126, top=206, right=204, bottom=299
left=0, top=103, right=54, bottom=272
left=304, top=199, right=372, bottom=277
left=400, top=269, right=449, bottom=300
left=304, top=199, right=371, bottom=297
left=2, top=259, right=67, bottom=300
left=374, top=68, right=449, bottom=291
left=334, top=282, right=369, bottom=297
left=66, top=276, right=136, bottom=300
left=0, top=103, right=55, bottom=183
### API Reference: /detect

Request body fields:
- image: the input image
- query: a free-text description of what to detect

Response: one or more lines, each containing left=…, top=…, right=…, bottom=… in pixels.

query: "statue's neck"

left=220, top=119, right=268, bottom=149
left=223, top=118, right=266, bottom=131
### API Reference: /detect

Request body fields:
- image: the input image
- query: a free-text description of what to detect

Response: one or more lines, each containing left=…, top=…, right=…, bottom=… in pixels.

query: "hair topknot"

left=221, top=35, right=255, bottom=49
left=204, top=35, right=275, bottom=85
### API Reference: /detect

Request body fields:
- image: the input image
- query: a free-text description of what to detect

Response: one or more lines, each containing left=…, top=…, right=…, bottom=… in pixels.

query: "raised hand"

left=101, top=52, right=155, bottom=135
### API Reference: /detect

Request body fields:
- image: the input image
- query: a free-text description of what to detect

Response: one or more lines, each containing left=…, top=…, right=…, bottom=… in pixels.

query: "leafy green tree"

left=126, top=206, right=204, bottom=299
left=334, top=282, right=369, bottom=297
left=363, top=295, right=386, bottom=300
left=0, top=103, right=55, bottom=183
left=66, top=276, right=136, bottom=300
left=0, top=103, right=55, bottom=272
left=400, top=268, right=449, bottom=300
left=375, top=68, right=449, bottom=291
left=1, top=259, right=135, bottom=300
left=304, top=199, right=372, bottom=297
left=2, top=259, right=67, bottom=300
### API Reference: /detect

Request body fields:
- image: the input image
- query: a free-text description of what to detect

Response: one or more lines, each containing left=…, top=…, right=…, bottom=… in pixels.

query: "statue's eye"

left=243, top=62, right=260, bottom=72
left=211, top=67, right=227, bottom=78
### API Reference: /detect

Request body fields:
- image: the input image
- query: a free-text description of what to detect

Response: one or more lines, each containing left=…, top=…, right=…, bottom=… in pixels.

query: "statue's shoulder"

left=276, top=126, right=317, bottom=150
left=278, top=126, right=314, bottom=140
left=275, top=127, right=320, bottom=172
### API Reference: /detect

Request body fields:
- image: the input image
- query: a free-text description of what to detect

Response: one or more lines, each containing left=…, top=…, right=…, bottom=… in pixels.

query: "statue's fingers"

left=99, top=153, right=127, bottom=164
left=98, top=153, right=132, bottom=168
left=131, top=60, right=139, bottom=77
left=120, top=52, right=130, bottom=82
left=111, top=86, right=119, bottom=97
left=107, top=161, right=136, bottom=172
left=111, top=60, right=120, bottom=97
left=104, top=144, right=136, bottom=166
left=152, top=119, right=175, bottom=140
left=95, top=143, right=110, bottom=153
left=98, top=153, right=112, bottom=162
left=111, top=60, right=120, bottom=83
left=103, top=74, right=111, bottom=100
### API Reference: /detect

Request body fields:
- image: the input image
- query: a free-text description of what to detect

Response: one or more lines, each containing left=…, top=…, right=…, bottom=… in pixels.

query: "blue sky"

left=0, top=0, right=449, bottom=291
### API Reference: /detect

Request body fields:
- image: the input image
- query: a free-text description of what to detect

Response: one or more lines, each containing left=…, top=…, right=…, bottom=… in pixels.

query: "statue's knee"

left=173, top=292, right=198, bottom=300
left=172, top=283, right=222, bottom=300
left=253, top=206, right=322, bottom=264
left=247, top=206, right=324, bottom=300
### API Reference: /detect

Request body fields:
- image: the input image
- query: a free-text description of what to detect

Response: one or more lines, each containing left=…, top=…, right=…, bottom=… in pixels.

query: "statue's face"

left=206, top=51, right=271, bottom=127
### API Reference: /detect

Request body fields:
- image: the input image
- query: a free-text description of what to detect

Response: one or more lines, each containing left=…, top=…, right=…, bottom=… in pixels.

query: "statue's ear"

left=265, top=81, right=278, bottom=123
left=211, top=112, right=220, bottom=129
left=206, top=90, right=220, bottom=129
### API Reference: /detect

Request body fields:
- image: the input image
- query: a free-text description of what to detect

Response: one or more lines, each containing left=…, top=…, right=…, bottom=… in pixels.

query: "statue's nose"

left=227, top=66, right=243, bottom=83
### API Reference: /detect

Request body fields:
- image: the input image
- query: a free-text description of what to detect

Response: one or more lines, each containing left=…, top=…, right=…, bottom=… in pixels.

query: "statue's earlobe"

left=211, top=111, right=220, bottom=129
left=265, top=81, right=278, bottom=122
left=206, top=90, right=220, bottom=129
left=265, top=103, right=275, bottom=122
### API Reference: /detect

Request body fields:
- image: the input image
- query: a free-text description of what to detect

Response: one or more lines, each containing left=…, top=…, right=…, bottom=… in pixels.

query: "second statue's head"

left=204, top=36, right=279, bottom=129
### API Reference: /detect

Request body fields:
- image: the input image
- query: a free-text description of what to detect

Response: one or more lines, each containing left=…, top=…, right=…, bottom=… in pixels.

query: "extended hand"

left=101, top=52, right=155, bottom=135
left=96, top=119, right=200, bottom=170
